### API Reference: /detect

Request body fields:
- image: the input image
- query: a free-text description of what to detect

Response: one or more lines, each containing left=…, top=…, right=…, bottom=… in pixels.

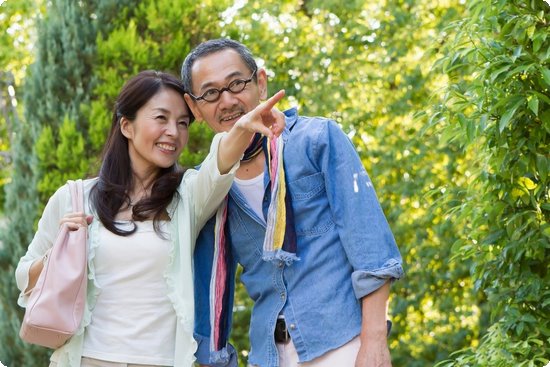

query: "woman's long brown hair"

left=90, top=70, right=193, bottom=236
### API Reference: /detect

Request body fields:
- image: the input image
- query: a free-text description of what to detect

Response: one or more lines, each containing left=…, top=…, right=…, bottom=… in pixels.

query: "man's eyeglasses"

left=189, top=69, right=257, bottom=103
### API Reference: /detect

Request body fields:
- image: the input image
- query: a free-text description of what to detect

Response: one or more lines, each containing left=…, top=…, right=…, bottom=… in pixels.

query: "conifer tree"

left=1, top=1, right=104, bottom=363
left=26, top=0, right=98, bottom=207
left=0, top=78, right=44, bottom=366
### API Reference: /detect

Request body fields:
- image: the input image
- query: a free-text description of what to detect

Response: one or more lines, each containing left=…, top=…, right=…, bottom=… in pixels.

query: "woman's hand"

left=24, top=212, right=92, bottom=294
left=59, top=212, right=93, bottom=231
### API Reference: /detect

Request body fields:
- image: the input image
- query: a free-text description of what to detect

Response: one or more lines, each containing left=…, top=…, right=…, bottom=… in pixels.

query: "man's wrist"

left=361, top=327, right=388, bottom=341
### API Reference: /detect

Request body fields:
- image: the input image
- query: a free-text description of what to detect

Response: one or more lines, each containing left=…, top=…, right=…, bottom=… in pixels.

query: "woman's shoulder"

left=178, top=168, right=198, bottom=190
left=46, top=178, right=98, bottom=212
left=83, top=177, right=99, bottom=192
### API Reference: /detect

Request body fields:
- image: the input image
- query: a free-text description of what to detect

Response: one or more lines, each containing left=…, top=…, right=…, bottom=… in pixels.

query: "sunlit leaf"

left=528, top=95, right=539, bottom=115
left=541, top=67, right=550, bottom=86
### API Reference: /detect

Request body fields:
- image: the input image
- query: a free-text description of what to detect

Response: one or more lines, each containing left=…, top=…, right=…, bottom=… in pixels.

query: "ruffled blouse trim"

left=50, top=211, right=102, bottom=367
left=164, top=209, right=197, bottom=365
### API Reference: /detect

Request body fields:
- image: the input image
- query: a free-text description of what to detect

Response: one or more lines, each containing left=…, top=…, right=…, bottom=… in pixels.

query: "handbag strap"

left=67, top=179, right=84, bottom=213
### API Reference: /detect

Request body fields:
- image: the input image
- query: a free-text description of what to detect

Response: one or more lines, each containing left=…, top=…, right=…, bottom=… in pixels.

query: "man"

left=182, top=38, right=404, bottom=367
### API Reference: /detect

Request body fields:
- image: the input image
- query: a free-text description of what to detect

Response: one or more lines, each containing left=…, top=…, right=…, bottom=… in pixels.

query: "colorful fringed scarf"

left=241, top=132, right=264, bottom=163
left=261, top=135, right=298, bottom=261
left=209, top=133, right=298, bottom=362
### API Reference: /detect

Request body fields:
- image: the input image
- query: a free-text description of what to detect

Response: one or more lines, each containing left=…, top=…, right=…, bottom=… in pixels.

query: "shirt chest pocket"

left=228, top=209, right=264, bottom=268
left=288, top=172, right=334, bottom=236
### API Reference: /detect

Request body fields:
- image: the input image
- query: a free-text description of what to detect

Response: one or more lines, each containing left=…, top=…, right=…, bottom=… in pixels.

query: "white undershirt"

left=235, top=172, right=265, bottom=219
left=83, top=220, right=176, bottom=366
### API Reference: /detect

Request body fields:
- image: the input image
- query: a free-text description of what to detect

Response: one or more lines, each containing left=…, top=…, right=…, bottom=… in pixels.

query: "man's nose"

left=218, top=89, right=238, bottom=107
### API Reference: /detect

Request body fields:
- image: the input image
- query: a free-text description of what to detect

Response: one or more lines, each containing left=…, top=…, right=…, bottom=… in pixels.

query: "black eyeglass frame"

left=188, top=69, right=258, bottom=103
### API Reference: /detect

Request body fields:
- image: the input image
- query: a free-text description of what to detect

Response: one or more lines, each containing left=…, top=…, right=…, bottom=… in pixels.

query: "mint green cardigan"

left=16, top=133, right=237, bottom=367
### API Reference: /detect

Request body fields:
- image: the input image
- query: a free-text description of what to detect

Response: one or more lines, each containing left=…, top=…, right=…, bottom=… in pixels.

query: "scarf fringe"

left=262, top=249, right=300, bottom=265
left=209, top=346, right=231, bottom=364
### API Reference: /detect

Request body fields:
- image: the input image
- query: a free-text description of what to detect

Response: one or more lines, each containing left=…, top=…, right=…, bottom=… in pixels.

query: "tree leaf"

left=528, top=96, right=539, bottom=115
left=490, top=64, right=512, bottom=83
left=511, top=46, right=522, bottom=62
left=536, top=154, right=548, bottom=183
left=541, top=68, right=550, bottom=87
left=499, top=99, right=523, bottom=132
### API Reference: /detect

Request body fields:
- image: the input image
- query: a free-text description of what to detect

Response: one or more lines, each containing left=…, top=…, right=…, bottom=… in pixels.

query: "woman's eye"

left=156, top=115, right=167, bottom=120
left=178, top=120, right=190, bottom=127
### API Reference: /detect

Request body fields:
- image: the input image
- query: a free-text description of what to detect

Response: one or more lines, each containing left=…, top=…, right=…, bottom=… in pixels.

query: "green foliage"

left=0, top=2, right=44, bottom=364
left=23, top=0, right=97, bottom=132
left=0, top=73, right=16, bottom=216
left=0, top=0, right=42, bottom=215
left=436, top=320, right=550, bottom=367
left=23, top=0, right=100, bottom=213
left=0, top=91, right=44, bottom=366
left=432, top=0, right=550, bottom=365
left=36, top=116, right=89, bottom=210
left=0, top=0, right=40, bottom=82
left=85, top=99, right=111, bottom=154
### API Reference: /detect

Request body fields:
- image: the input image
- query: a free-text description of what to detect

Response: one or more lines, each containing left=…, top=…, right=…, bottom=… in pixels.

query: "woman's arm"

left=15, top=184, right=92, bottom=305
left=15, top=186, right=65, bottom=305
left=24, top=257, right=46, bottom=294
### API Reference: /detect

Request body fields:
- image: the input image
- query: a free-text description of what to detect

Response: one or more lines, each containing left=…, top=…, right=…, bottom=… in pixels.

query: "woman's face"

left=121, top=87, right=191, bottom=177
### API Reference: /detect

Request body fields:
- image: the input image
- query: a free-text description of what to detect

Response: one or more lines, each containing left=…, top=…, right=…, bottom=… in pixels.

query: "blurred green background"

left=0, top=0, right=549, bottom=366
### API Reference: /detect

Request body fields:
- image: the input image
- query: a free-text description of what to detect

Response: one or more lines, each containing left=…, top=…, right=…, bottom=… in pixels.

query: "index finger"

left=258, top=89, right=285, bottom=112
left=63, top=212, right=87, bottom=218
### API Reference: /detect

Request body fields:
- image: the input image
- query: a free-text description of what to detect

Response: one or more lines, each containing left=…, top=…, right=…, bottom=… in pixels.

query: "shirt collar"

left=283, top=107, right=299, bottom=140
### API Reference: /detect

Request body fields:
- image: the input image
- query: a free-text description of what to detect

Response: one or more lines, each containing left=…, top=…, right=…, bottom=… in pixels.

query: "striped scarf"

left=209, top=133, right=298, bottom=362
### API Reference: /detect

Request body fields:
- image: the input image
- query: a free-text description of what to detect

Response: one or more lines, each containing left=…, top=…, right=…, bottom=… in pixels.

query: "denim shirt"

left=194, top=108, right=404, bottom=367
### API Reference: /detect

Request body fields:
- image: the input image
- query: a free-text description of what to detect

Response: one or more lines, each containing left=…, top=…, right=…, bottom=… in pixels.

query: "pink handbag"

left=20, top=179, right=88, bottom=349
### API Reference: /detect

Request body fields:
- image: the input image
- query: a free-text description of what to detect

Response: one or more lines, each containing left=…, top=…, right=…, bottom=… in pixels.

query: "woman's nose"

left=164, top=120, right=178, bottom=136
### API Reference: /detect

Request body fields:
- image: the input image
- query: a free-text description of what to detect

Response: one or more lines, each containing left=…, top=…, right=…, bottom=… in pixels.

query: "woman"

left=15, top=70, right=285, bottom=367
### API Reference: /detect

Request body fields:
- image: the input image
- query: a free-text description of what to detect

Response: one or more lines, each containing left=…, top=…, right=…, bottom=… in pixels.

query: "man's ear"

left=184, top=94, right=204, bottom=121
left=120, top=116, right=133, bottom=140
left=257, top=68, right=268, bottom=100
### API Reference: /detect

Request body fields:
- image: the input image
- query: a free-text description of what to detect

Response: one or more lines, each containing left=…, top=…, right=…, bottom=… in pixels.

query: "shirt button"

left=289, top=323, right=296, bottom=330
left=280, top=292, right=286, bottom=300
left=277, top=261, right=284, bottom=268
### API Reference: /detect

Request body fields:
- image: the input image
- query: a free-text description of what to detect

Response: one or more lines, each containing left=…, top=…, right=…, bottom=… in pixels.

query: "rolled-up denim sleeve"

left=351, top=258, right=404, bottom=299
left=317, top=120, right=404, bottom=299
